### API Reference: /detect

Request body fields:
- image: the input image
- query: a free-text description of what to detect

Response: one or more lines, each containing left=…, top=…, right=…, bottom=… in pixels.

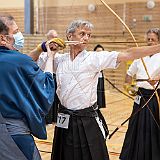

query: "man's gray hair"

left=66, top=19, right=94, bottom=34
left=0, top=15, right=14, bottom=34
left=147, top=28, right=160, bottom=41
left=46, top=29, right=58, bottom=40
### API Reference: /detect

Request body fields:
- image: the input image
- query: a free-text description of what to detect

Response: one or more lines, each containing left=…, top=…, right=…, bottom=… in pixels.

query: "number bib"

left=56, top=113, right=70, bottom=129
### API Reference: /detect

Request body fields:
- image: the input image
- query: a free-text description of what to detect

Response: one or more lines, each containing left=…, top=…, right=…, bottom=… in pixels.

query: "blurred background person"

left=37, top=29, right=61, bottom=125
left=0, top=14, right=55, bottom=160
left=120, top=28, right=160, bottom=160
left=93, top=44, right=108, bottom=142
left=94, top=44, right=106, bottom=109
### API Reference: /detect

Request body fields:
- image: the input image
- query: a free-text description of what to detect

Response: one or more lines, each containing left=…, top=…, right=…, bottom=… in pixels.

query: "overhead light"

left=88, top=4, right=96, bottom=12
left=147, top=0, right=155, bottom=9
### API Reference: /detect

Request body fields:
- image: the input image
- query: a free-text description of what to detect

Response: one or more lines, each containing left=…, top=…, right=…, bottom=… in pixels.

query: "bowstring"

left=99, top=0, right=160, bottom=137
left=108, top=81, right=160, bottom=139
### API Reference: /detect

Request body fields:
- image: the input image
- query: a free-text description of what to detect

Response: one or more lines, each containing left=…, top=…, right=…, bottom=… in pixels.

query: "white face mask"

left=13, top=32, right=24, bottom=50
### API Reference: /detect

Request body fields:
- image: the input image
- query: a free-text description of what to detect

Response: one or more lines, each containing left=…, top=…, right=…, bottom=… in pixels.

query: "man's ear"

left=0, top=34, right=7, bottom=45
left=67, top=34, right=72, bottom=40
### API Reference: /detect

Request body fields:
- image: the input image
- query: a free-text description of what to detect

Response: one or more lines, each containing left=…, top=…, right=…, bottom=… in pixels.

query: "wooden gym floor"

left=35, top=89, right=134, bottom=160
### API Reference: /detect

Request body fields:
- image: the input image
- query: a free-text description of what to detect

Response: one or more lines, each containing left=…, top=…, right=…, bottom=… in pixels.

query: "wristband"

left=37, top=42, right=47, bottom=53
left=41, top=41, right=47, bottom=52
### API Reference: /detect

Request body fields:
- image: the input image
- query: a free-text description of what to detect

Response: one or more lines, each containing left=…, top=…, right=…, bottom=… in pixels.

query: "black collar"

left=0, top=46, right=10, bottom=50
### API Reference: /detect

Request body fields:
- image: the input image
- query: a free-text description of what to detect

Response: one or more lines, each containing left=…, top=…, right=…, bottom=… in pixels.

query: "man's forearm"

left=118, top=44, right=160, bottom=62
left=28, top=48, right=42, bottom=61
left=126, top=44, right=160, bottom=60
left=44, top=56, right=54, bottom=74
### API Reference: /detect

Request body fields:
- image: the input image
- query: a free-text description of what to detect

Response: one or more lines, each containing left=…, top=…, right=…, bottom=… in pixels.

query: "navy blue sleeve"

left=0, top=51, right=55, bottom=139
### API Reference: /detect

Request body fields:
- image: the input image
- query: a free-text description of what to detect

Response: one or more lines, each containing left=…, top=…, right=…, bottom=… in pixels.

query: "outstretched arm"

left=117, top=44, right=160, bottom=63
left=28, top=47, right=41, bottom=61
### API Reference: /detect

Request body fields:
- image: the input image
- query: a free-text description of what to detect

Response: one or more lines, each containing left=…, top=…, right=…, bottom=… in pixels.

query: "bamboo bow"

left=99, top=0, right=160, bottom=137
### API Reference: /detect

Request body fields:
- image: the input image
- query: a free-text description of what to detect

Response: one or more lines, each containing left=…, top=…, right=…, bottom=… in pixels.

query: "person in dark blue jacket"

left=0, top=14, right=63, bottom=160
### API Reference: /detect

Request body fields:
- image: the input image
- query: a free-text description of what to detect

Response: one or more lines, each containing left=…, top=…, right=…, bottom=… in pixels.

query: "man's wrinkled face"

left=68, top=26, right=92, bottom=49
left=4, top=21, right=19, bottom=43
left=0, top=20, right=19, bottom=49
left=146, top=32, right=159, bottom=46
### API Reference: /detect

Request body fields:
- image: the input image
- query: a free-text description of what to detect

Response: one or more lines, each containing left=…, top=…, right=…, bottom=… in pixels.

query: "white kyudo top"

left=37, top=52, right=48, bottom=70
left=127, top=53, right=160, bottom=89
left=54, top=50, right=119, bottom=110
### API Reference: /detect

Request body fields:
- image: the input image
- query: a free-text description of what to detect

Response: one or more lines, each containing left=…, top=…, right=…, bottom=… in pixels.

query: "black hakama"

left=97, top=71, right=106, bottom=108
left=45, top=93, right=60, bottom=124
left=120, top=88, right=160, bottom=160
left=51, top=105, right=109, bottom=160
left=45, top=74, right=60, bottom=124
